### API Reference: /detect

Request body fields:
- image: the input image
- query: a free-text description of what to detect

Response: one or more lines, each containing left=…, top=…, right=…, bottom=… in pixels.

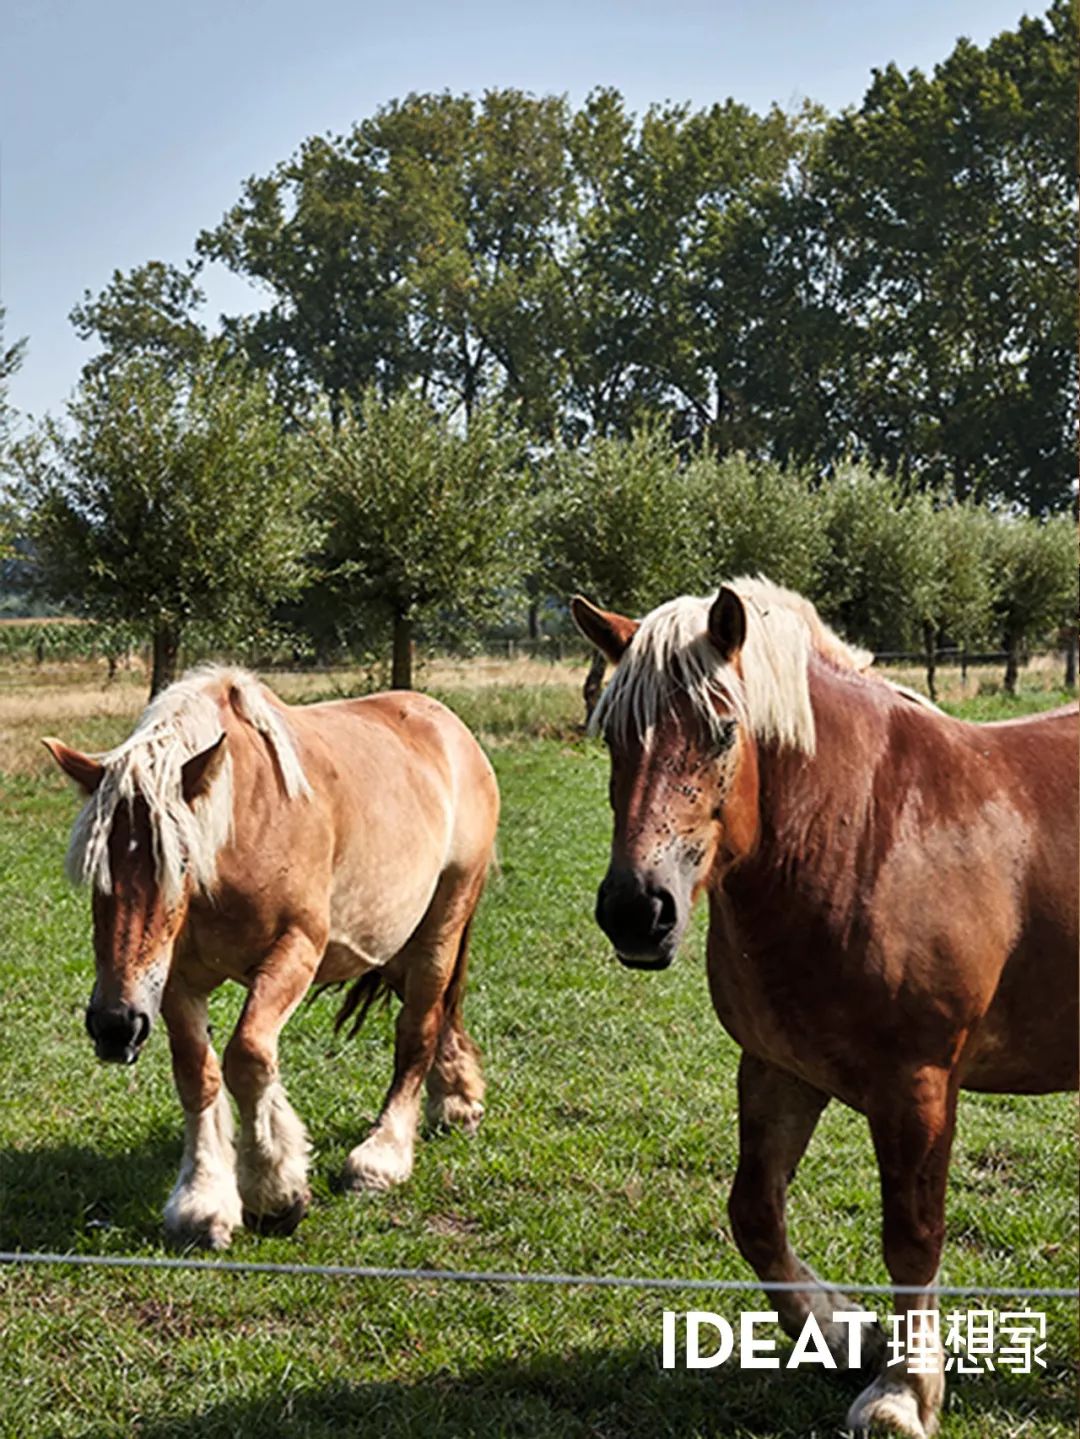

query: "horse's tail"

left=441, top=913, right=475, bottom=1034
left=333, top=969, right=392, bottom=1041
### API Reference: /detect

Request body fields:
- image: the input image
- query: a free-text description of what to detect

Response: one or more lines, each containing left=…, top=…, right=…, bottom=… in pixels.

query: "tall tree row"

left=180, top=2, right=1076, bottom=511
left=7, top=5, right=1075, bottom=697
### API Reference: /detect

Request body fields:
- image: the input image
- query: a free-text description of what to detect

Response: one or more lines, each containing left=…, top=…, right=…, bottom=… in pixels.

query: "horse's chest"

left=703, top=895, right=867, bottom=1106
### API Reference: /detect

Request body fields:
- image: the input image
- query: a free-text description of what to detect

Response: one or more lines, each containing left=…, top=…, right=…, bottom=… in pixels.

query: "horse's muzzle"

left=86, top=1003, right=151, bottom=1065
left=595, top=868, right=679, bottom=969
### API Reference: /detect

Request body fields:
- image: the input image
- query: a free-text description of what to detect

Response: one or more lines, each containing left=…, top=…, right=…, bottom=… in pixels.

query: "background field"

left=0, top=661, right=1075, bottom=1438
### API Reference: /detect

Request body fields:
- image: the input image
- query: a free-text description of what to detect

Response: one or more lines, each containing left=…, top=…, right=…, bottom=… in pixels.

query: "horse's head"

left=43, top=734, right=228, bottom=1064
left=572, top=588, right=759, bottom=970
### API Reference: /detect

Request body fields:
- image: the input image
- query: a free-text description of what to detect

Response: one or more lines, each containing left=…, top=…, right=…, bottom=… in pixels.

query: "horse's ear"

left=181, top=734, right=228, bottom=805
left=570, top=595, right=639, bottom=663
left=42, top=738, right=103, bottom=795
left=708, top=587, right=747, bottom=662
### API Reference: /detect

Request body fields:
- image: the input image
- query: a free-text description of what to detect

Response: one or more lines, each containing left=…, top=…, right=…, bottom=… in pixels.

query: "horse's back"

left=211, top=684, right=498, bottom=980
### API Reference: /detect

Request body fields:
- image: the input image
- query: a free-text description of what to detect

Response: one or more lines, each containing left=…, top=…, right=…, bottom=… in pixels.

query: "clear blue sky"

left=1, top=0, right=1037, bottom=422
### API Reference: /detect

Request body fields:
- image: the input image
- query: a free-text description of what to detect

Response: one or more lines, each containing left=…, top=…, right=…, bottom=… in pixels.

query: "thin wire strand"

left=0, top=1252, right=1075, bottom=1299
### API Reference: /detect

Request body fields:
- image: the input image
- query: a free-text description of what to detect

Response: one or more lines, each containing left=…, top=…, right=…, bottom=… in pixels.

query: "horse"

left=43, top=665, right=499, bottom=1249
left=571, top=578, right=1077, bottom=1439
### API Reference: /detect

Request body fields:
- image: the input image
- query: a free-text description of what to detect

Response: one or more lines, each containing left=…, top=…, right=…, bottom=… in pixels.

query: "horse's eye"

left=710, top=720, right=737, bottom=758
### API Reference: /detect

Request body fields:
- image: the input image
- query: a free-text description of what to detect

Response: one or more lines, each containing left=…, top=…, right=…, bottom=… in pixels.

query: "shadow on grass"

left=0, top=1131, right=177, bottom=1250
left=93, top=1343, right=1076, bottom=1439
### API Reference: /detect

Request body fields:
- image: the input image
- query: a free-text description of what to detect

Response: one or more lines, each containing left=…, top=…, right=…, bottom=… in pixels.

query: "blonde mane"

left=68, top=666, right=311, bottom=903
left=591, top=576, right=877, bottom=757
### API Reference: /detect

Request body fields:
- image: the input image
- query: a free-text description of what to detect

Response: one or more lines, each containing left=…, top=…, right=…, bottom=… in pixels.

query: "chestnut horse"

left=44, top=666, right=498, bottom=1248
left=572, top=578, right=1077, bottom=1439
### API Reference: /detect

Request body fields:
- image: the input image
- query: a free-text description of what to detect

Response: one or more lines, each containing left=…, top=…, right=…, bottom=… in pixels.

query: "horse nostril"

left=133, top=1010, right=150, bottom=1048
left=652, top=886, right=677, bottom=934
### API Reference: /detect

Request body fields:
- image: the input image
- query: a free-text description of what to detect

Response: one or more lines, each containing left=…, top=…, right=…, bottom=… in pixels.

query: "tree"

left=69, top=260, right=209, bottom=378
left=0, top=305, right=28, bottom=556
left=538, top=425, right=703, bottom=713
left=557, top=89, right=801, bottom=443
left=987, top=513, right=1075, bottom=693
left=816, top=464, right=941, bottom=655
left=812, top=3, right=1078, bottom=511
left=688, top=451, right=828, bottom=596
left=19, top=350, right=316, bottom=694
left=312, top=390, right=531, bottom=689
left=199, top=91, right=575, bottom=433
left=931, top=500, right=996, bottom=679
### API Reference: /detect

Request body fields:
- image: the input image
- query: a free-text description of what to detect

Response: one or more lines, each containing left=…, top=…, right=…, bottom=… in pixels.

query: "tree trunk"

left=922, top=619, right=937, bottom=703
left=1003, top=636, right=1020, bottom=696
left=527, top=601, right=540, bottom=642
left=583, top=648, right=606, bottom=725
left=151, top=621, right=180, bottom=697
left=391, top=613, right=413, bottom=690
left=1065, top=630, right=1077, bottom=691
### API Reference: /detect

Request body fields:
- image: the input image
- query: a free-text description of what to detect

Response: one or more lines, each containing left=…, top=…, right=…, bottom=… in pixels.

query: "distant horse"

left=44, top=667, right=498, bottom=1248
left=572, top=578, right=1077, bottom=1439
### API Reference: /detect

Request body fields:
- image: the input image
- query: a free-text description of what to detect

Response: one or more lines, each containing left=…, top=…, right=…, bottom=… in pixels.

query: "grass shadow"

left=80, top=1341, right=1078, bottom=1439
left=0, top=1130, right=178, bottom=1250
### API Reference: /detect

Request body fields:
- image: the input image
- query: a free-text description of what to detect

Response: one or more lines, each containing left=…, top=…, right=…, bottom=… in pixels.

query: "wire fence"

left=1, top=1250, right=1076, bottom=1300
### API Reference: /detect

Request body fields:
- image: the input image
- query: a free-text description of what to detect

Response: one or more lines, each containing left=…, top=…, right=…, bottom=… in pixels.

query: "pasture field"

left=0, top=666, right=1075, bottom=1438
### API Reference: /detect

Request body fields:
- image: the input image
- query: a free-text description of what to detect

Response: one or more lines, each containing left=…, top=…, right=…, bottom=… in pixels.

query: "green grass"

left=0, top=690, right=1075, bottom=1437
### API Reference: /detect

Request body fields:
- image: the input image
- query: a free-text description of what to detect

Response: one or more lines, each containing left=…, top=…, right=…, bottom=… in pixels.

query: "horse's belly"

left=325, top=861, right=442, bottom=972
left=959, top=934, right=1079, bottom=1093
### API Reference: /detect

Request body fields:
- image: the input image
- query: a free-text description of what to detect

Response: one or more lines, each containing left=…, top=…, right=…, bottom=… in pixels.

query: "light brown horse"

left=572, top=578, right=1077, bottom=1439
left=44, top=666, right=498, bottom=1248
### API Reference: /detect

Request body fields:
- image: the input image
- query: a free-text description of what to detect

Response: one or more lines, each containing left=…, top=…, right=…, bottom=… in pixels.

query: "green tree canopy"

left=312, top=389, right=532, bottom=688
left=538, top=425, right=705, bottom=615
left=189, top=9, right=1076, bottom=512
left=70, top=260, right=209, bottom=379
left=689, top=451, right=828, bottom=596
left=987, top=513, right=1076, bottom=692
left=810, top=1, right=1078, bottom=510
left=815, top=464, right=941, bottom=653
left=19, top=349, right=316, bottom=694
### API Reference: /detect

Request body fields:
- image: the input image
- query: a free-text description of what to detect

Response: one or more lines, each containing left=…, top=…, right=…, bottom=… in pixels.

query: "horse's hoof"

left=343, top=1137, right=413, bottom=1192
left=847, top=1378, right=930, bottom=1438
left=242, top=1189, right=310, bottom=1236
left=164, top=1186, right=243, bottom=1252
left=165, top=1216, right=236, bottom=1251
left=426, top=1095, right=484, bottom=1136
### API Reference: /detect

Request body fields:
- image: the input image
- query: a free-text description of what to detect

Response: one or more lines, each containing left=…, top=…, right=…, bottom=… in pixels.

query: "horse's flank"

left=66, top=666, right=310, bottom=905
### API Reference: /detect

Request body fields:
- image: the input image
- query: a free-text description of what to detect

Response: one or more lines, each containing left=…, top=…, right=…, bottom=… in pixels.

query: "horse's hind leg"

left=425, top=916, right=485, bottom=1135
left=161, top=978, right=243, bottom=1250
left=344, top=870, right=486, bottom=1192
left=729, top=1052, right=883, bottom=1369
left=847, top=1065, right=957, bottom=1439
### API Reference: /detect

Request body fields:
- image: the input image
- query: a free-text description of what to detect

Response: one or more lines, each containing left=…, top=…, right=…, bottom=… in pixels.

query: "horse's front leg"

left=848, top=1064, right=958, bottom=1439
left=729, top=1052, right=884, bottom=1368
left=223, top=925, right=322, bottom=1235
left=161, top=979, right=243, bottom=1250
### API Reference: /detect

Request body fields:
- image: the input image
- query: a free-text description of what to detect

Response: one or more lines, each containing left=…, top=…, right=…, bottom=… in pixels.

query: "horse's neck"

left=743, top=659, right=888, bottom=898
